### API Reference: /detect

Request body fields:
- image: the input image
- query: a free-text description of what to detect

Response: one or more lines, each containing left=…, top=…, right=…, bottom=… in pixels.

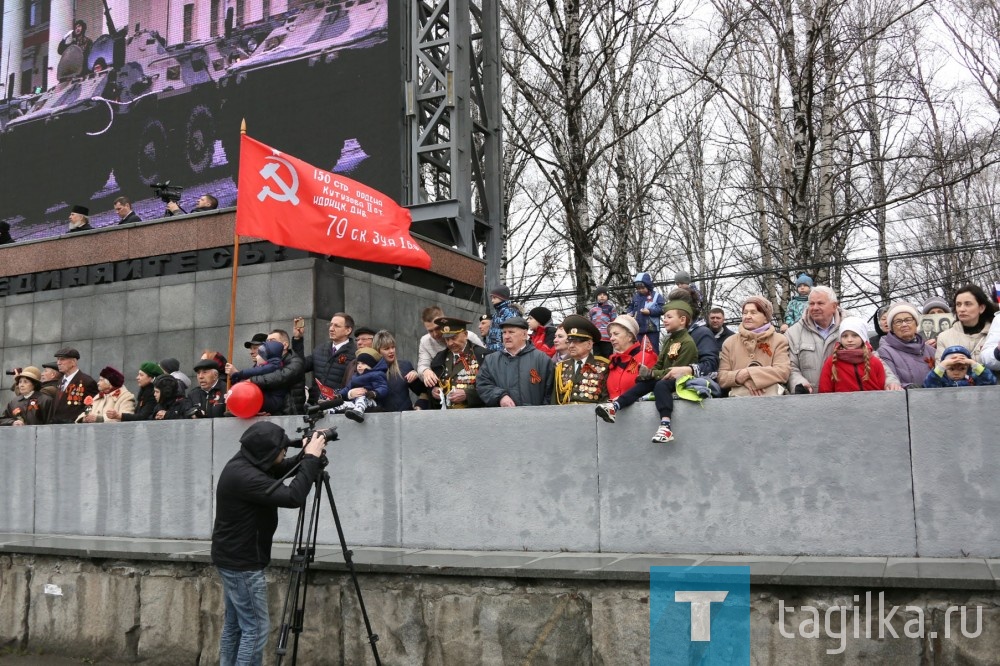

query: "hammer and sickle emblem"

left=257, top=156, right=300, bottom=205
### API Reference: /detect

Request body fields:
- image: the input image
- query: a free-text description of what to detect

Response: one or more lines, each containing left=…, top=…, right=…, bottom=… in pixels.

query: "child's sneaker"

left=345, top=406, right=366, bottom=423
left=651, top=423, right=674, bottom=443
left=595, top=402, right=616, bottom=423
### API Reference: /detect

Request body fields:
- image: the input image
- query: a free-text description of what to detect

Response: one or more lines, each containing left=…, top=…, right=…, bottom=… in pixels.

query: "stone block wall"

left=2, top=554, right=998, bottom=664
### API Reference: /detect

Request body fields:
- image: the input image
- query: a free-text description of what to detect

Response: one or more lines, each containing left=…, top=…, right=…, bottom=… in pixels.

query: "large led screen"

left=0, top=0, right=403, bottom=242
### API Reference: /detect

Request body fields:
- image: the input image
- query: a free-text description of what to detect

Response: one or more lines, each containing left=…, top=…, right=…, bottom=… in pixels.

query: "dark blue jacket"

left=339, top=357, right=390, bottom=401
left=382, top=359, right=422, bottom=411
left=626, top=272, right=665, bottom=336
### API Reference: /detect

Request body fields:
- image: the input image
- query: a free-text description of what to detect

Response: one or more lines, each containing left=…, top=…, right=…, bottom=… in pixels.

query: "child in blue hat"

left=923, top=345, right=997, bottom=387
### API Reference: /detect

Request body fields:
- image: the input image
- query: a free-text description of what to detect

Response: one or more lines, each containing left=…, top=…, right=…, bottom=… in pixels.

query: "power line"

left=514, top=236, right=1000, bottom=305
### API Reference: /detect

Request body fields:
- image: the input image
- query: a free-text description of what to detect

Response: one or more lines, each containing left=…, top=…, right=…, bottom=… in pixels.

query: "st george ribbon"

left=236, top=134, right=432, bottom=269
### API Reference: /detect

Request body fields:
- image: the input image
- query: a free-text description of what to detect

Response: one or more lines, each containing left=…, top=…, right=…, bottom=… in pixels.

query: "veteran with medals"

left=553, top=315, right=610, bottom=405
left=428, top=317, right=489, bottom=408
left=50, top=347, right=100, bottom=424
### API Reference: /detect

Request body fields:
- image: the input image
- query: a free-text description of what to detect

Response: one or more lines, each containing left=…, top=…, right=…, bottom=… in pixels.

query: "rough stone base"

left=2, top=555, right=999, bottom=664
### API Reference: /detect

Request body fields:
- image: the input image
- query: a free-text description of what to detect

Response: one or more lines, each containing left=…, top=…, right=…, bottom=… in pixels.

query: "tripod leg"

left=321, top=475, right=382, bottom=665
left=276, top=474, right=324, bottom=666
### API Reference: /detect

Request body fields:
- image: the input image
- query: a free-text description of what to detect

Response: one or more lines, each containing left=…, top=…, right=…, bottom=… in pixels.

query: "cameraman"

left=212, top=422, right=327, bottom=665
left=166, top=194, right=219, bottom=216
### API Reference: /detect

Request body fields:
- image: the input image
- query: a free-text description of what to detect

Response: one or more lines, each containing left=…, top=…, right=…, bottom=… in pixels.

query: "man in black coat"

left=292, top=312, right=357, bottom=402
left=187, top=358, right=228, bottom=418
left=113, top=196, right=142, bottom=225
left=211, top=422, right=327, bottom=665
left=50, top=348, right=99, bottom=423
left=241, top=329, right=307, bottom=415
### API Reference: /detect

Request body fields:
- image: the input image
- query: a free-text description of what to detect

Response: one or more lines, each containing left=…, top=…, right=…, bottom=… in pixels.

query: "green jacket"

left=651, top=329, right=699, bottom=379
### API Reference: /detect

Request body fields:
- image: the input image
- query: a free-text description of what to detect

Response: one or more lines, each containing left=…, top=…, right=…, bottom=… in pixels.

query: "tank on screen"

left=217, top=0, right=390, bottom=177
left=110, top=29, right=250, bottom=195
left=1, top=39, right=120, bottom=219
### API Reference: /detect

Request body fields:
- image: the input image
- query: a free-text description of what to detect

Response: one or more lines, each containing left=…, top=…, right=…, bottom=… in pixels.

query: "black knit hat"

left=528, top=307, right=552, bottom=326
left=594, top=285, right=609, bottom=298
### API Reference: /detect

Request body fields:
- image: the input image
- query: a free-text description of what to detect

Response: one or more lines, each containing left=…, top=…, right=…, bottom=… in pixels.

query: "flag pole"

left=226, top=119, right=247, bottom=391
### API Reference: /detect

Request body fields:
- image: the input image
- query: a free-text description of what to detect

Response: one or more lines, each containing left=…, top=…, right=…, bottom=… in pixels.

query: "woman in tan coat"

left=718, top=296, right=791, bottom=397
left=76, top=366, right=136, bottom=423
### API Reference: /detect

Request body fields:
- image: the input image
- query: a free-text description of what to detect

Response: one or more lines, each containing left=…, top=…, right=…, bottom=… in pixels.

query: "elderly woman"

left=77, top=366, right=136, bottom=422
left=875, top=303, right=936, bottom=390
left=595, top=315, right=659, bottom=423
left=718, top=296, right=791, bottom=396
left=0, top=367, right=54, bottom=426
left=936, top=284, right=996, bottom=363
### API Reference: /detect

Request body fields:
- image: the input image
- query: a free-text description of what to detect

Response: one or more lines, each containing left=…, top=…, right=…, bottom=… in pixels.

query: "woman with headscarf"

left=76, top=366, right=136, bottom=422
left=718, top=296, right=791, bottom=397
left=875, top=303, right=936, bottom=390
left=111, top=362, right=162, bottom=422
left=935, top=284, right=996, bottom=364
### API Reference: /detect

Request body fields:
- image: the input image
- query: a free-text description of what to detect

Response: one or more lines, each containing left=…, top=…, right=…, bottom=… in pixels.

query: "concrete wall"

left=2, top=554, right=998, bottom=665
left=0, top=258, right=483, bottom=385
left=4, top=387, right=1000, bottom=557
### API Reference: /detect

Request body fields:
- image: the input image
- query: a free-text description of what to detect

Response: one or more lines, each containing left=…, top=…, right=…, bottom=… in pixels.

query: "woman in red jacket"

left=597, top=314, right=659, bottom=422
left=819, top=316, right=887, bottom=392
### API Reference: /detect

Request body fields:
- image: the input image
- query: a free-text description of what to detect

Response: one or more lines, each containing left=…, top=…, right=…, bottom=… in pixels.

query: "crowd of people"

left=3, top=273, right=999, bottom=444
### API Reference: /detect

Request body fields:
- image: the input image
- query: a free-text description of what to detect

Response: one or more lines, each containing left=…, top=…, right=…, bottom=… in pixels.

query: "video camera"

left=150, top=181, right=184, bottom=204
left=293, top=398, right=342, bottom=449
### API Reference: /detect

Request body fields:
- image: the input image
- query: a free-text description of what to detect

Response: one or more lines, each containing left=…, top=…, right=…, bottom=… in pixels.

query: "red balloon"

left=227, top=381, right=263, bottom=419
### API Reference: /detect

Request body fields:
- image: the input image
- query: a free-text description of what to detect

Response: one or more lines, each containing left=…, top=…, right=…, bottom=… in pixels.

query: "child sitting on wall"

left=328, top=347, right=389, bottom=422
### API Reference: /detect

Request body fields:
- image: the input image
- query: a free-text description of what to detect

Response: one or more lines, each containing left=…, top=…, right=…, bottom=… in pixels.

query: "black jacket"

left=186, top=380, right=227, bottom=417
left=211, top=422, right=321, bottom=570
left=246, top=350, right=306, bottom=415
left=122, top=384, right=157, bottom=421
left=117, top=211, right=142, bottom=225
left=292, top=338, right=356, bottom=399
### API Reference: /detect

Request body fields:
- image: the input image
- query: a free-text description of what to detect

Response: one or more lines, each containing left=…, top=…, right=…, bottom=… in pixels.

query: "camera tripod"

left=273, top=456, right=382, bottom=665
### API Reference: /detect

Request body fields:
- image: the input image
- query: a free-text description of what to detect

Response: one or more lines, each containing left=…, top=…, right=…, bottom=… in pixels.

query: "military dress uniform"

left=428, top=317, right=488, bottom=409
left=553, top=354, right=610, bottom=405
left=552, top=315, right=610, bottom=405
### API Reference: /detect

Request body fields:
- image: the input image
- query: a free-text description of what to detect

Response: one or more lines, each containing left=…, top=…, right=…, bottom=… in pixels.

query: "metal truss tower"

left=406, top=0, right=503, bottom=289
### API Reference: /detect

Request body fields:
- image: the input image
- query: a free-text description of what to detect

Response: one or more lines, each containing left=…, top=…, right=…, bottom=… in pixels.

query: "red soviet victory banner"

left=235, top=134, right=431, bottom=269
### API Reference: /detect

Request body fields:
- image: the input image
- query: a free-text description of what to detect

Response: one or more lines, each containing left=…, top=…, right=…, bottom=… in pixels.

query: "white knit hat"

left=839, top=316, right=869, bottom=341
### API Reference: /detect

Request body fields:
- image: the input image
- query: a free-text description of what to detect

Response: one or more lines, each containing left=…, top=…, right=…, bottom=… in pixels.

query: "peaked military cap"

left=434, top=317, right=470, bottom=337
left=561, top=315, right=601, bottom=342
